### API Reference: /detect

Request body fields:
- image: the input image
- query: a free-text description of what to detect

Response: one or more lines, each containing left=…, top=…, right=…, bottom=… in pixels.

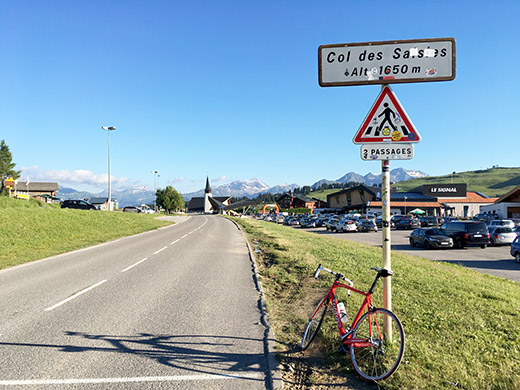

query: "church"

left=187, top=177, right=231, bottom=213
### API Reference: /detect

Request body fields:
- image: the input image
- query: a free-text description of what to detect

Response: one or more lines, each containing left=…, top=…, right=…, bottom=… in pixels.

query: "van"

left=440, top=221, right=489, bottom=249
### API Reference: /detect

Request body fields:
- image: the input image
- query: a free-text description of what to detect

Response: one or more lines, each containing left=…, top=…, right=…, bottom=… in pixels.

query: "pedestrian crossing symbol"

left=353, top=85, right=421, bottom=144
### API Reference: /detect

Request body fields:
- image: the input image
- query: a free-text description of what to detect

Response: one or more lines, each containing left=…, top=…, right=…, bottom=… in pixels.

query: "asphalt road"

left=307, top=227, right=520, bottom=283
left=0, top=215, right=271, bottom=389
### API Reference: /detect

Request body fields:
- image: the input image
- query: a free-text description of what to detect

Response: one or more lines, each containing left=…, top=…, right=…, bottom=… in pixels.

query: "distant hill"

left=391, top=167, right=520, bottom=197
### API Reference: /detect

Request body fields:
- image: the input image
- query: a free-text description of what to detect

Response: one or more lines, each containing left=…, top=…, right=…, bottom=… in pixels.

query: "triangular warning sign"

left=353, top=86, right=421, bottom=144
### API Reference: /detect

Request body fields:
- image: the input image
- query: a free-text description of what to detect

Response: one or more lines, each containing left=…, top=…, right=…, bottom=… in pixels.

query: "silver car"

left=489, top=226, right=517, bottom=246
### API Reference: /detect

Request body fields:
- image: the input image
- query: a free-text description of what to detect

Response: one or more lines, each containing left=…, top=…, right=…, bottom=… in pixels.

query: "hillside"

left=391, top=167, right=520, bottom=197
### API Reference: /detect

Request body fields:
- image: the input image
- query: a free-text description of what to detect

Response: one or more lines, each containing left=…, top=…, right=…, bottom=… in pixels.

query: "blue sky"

left=1, top=1, right=519, bottom=194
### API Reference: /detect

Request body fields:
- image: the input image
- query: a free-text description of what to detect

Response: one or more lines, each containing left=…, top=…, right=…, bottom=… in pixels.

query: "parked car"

left=487, top=219, right=516, bottom=229
left=419, top=216, right=443, bottom=227
left=409, top=228, right=454, bottom=249
left=357, top=219, right=378, bottom=232
left=395, top=217, right=420, bottom=230
left=488, top=226, right=517, bottom=246
left=325, top=217, right=340, bottom=231
left=140, top=205, right=155, bottom=214
left=123, top=206, right=141, bottom=213
left=61, top=199, right=97, bottom=210
left=390, top=215, right=405, bottom=228
left=473, top=213, right=498, bottom=224
left=511, top=236, right=520, bottom=263
left=375, top=216, right=383, bottom=228
left=440, top=221, right=489, bottom=249
left=275, top=215, right=285, bottom=224
left=300, top=216, right=318, bottom=228
left=336, top=219, right=357, bottom=233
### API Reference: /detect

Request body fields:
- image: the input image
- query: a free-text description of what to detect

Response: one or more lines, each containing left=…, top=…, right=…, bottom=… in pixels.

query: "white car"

left=488, top=220, right=515, bottom=229
left=336, top=220, right=358, bottom=233
left=140, top=205, right=156, bottom=214
left=489, top=226, right=517, bottom=246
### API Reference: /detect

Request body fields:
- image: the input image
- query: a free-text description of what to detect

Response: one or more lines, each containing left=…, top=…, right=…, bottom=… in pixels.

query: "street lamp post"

left=152, top=170, right=158, bottom=211
left=404, top=196, right=408, bottom=215
left=101, top=126, right=116, bottom=210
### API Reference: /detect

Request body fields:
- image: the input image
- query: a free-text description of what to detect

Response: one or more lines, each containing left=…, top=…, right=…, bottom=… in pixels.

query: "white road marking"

left=0, top=372, right=264, bottom=386
left=153, top=246, right=168, bottom=255
left=121, top=258, right=148, bottom=273
left=44, top=280, right=108, bottom=311
left=182, top=234, right=188, bottom=239
left=170, top=239, right=180, bottom=245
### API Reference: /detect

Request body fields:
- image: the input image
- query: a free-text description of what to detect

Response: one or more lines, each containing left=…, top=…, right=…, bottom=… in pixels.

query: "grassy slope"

left=307, top=189, right=343, bottom=201
left=232, top=217, right=520, bottom=390
left=0, top=197, right=171, bottom=270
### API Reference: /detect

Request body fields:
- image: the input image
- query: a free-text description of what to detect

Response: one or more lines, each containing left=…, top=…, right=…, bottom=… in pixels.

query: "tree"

left=0, top=140, right=21, bottom=194
left=156, top=186, right=185, bottom=214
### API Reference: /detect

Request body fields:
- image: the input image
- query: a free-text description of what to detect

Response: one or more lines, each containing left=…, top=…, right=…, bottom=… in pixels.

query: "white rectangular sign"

left=319, top=38, right=455, bottom=87
left=361, top=143, right=414, bottom=160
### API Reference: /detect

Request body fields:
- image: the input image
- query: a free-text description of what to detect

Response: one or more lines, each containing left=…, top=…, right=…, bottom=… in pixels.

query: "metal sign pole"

left=381, top=158, right=392, bottom=340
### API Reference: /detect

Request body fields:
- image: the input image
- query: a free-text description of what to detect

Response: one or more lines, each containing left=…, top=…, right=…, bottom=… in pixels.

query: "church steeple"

left=205, top=176, right=212, bottom=194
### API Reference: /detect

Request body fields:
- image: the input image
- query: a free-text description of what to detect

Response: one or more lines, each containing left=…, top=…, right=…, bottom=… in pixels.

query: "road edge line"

left=229, top=217, right=283, bottom=390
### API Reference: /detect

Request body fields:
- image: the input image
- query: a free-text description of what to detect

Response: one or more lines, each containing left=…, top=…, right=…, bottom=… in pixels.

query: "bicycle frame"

left=319, top=279, right=379, bottom=348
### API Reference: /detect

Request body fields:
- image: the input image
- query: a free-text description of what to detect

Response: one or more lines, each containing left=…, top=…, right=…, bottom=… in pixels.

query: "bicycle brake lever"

left=313, top=264, right=322, bottom=279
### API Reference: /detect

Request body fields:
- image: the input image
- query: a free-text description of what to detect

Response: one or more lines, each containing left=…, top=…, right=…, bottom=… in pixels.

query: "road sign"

left=353, top=85, right=421, bottom=144
left=319, top=38, right=456, bottom=87
left=361, top=143, right=414, bottom=160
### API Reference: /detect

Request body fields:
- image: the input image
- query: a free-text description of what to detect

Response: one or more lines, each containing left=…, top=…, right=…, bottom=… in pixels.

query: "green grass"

left=231, top=217, right=520, bottom=390
left=0, top=197, right=172, bottom=270
left=391, top=167, right=520, bottom=197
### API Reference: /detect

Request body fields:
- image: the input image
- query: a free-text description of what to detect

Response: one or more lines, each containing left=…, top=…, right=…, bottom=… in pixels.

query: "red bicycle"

left=301, top=264, right=405, bottom=381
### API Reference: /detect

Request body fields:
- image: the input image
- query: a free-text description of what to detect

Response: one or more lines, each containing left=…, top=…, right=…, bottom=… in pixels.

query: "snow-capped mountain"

left=260, top=183, right=300, bottom=195
left=56, top=169, right=429, bottom=205
left=183, top=179, right=270, bottom=200
left=312, top=168, right=428, bottom=188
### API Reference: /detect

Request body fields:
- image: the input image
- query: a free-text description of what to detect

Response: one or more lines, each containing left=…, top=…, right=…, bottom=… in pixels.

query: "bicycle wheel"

left=301, top=296, right=329, bottom=351
left=349, top=308, right=405, bottom=381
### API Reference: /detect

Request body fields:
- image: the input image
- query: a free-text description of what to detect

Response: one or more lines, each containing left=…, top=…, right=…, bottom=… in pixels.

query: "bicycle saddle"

left=371, top=267, right=393, bottom=278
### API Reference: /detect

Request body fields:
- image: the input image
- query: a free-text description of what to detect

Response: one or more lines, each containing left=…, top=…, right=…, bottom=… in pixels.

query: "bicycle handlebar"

left=314, top=264, right=354, bottom=291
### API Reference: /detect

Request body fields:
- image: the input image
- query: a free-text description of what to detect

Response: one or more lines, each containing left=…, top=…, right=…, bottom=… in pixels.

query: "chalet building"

left=480, top=186, right=520, bottom=219
left=10, top=181, right=59, bottom=203
left=327, top=185, right=382, bottom=213
left=327, top=184, right=497, bottom=217
left=276, top=193, right=322, bottom=211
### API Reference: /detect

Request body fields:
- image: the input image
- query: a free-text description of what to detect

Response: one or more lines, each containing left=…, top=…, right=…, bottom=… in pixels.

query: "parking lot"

left=306, top=226, right=520, bottom=283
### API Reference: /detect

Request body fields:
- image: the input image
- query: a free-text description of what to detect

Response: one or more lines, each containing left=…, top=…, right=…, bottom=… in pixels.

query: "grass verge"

left=0, top=197, right=171, bottom=270
left=231, top=217, right=520, bottom=390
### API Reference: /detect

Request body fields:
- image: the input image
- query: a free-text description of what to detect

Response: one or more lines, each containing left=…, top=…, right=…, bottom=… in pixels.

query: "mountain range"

left=56, top=168, right=428, bottom=206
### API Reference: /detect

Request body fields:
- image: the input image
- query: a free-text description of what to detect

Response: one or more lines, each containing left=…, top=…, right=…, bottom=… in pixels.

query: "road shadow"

left=1, top=333, right=269, bottom=386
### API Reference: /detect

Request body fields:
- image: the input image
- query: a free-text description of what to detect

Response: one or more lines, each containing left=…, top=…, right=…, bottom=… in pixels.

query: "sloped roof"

left=188, top=196, right=230, bottom=210
left=369, top=201, right=444, bottom=208
left=438, top=191, right=497, bottom=204
left=14, top=182, right=59, bottom=191
left=494, top=186, right=520, bottom=203
left=327, top=185, right=381, bottom=199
